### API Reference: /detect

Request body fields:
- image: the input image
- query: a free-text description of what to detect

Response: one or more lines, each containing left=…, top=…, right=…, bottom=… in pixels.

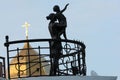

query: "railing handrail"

left=4, top=38, right=86, bottom=49
left=0, top=56, right=5, bottom=59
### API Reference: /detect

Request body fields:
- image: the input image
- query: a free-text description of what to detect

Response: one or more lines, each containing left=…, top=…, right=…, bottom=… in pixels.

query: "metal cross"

left=22, top=21, right=30, bottom=39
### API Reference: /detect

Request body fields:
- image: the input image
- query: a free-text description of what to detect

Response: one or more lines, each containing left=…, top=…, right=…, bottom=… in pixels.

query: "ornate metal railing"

left=0, top=56, right=6, bottom=78
left=4, top=36, right=86, bottom=79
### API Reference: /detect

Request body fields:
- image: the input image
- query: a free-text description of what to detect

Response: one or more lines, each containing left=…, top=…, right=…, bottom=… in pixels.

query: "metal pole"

left=27, top=41, right=31, bottom=76
left=38, top=46, right=42, bottom=75
left=17, top=48, right=20, bottom=78
left=5, top=36, right=10, bottom=79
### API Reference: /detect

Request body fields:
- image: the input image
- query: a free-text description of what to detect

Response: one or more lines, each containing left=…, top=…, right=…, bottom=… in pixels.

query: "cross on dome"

left=22, top=21, right=30, bottom=39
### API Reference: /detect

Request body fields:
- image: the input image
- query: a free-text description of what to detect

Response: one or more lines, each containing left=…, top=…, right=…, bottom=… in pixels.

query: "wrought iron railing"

left=4, top=36, right=86, bottom=79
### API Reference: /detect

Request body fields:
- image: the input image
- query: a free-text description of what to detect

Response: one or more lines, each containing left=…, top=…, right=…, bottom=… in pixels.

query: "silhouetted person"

left=46, top=4, right=69, bottom=75
left=53, top=3, right=69, bottom=39
left=46, top=13, right=57, bottom=39
left=46, top=13, right=63, bottom=75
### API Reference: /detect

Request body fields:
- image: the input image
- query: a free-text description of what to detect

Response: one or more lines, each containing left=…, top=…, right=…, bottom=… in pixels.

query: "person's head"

left=46, top=13, right=56, bottom=21
left=53, top=5, right=60, bottom=12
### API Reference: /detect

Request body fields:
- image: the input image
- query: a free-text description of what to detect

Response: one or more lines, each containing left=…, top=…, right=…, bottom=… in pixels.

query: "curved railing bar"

left=4, top=37, right=85, bottom=49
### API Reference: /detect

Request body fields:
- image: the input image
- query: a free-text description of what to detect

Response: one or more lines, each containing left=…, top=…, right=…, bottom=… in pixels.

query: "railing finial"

left=4, top=35, right=9, bottom=47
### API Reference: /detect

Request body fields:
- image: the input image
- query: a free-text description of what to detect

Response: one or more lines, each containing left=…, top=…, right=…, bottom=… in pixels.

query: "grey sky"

left=0, top=0, right=120, bottom=79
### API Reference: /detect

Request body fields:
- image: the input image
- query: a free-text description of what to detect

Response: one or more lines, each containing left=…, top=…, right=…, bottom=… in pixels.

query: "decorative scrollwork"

left=15, top=63, right=25, bottom=76
left=63, top=43, right=71, bottom=53
left=60, top=57, right=70, bottom=68
left=15, top=56, right=26, bottom=76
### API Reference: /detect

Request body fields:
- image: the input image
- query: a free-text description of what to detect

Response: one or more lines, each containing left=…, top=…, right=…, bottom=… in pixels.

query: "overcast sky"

left=0, top=0, right=120, bottom=79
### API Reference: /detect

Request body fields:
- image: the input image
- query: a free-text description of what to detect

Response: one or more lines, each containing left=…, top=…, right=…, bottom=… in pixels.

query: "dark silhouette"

left=53, top=3, right=69, bottom=39
left=46, top=4, right=69, bottom=76
left=46, top=13, right=62, bottom=75
left=46, top=13, right=57, bottom=39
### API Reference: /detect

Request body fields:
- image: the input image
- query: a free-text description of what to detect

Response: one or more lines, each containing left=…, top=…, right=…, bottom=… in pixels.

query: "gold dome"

left=9, top=43, right=50, bottom=78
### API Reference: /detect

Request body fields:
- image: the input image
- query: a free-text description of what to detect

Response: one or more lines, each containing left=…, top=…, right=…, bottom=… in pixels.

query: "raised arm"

left=61, top=3, right=69, bottom=13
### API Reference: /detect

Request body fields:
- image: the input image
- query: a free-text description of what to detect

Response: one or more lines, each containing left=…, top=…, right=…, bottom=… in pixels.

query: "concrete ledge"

left=20, top=76, right=117, bottom=80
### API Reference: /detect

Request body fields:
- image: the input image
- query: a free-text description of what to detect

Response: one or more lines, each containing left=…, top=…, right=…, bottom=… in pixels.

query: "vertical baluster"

left=17, top=48, right=20, bottom=78
left=77, top=44, right=81, bottom=75
left=66, top=60, right=68, bottom=75
left=27, top=42, right=31, bottom=77
left=38, top=46, right=42, bottom=75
